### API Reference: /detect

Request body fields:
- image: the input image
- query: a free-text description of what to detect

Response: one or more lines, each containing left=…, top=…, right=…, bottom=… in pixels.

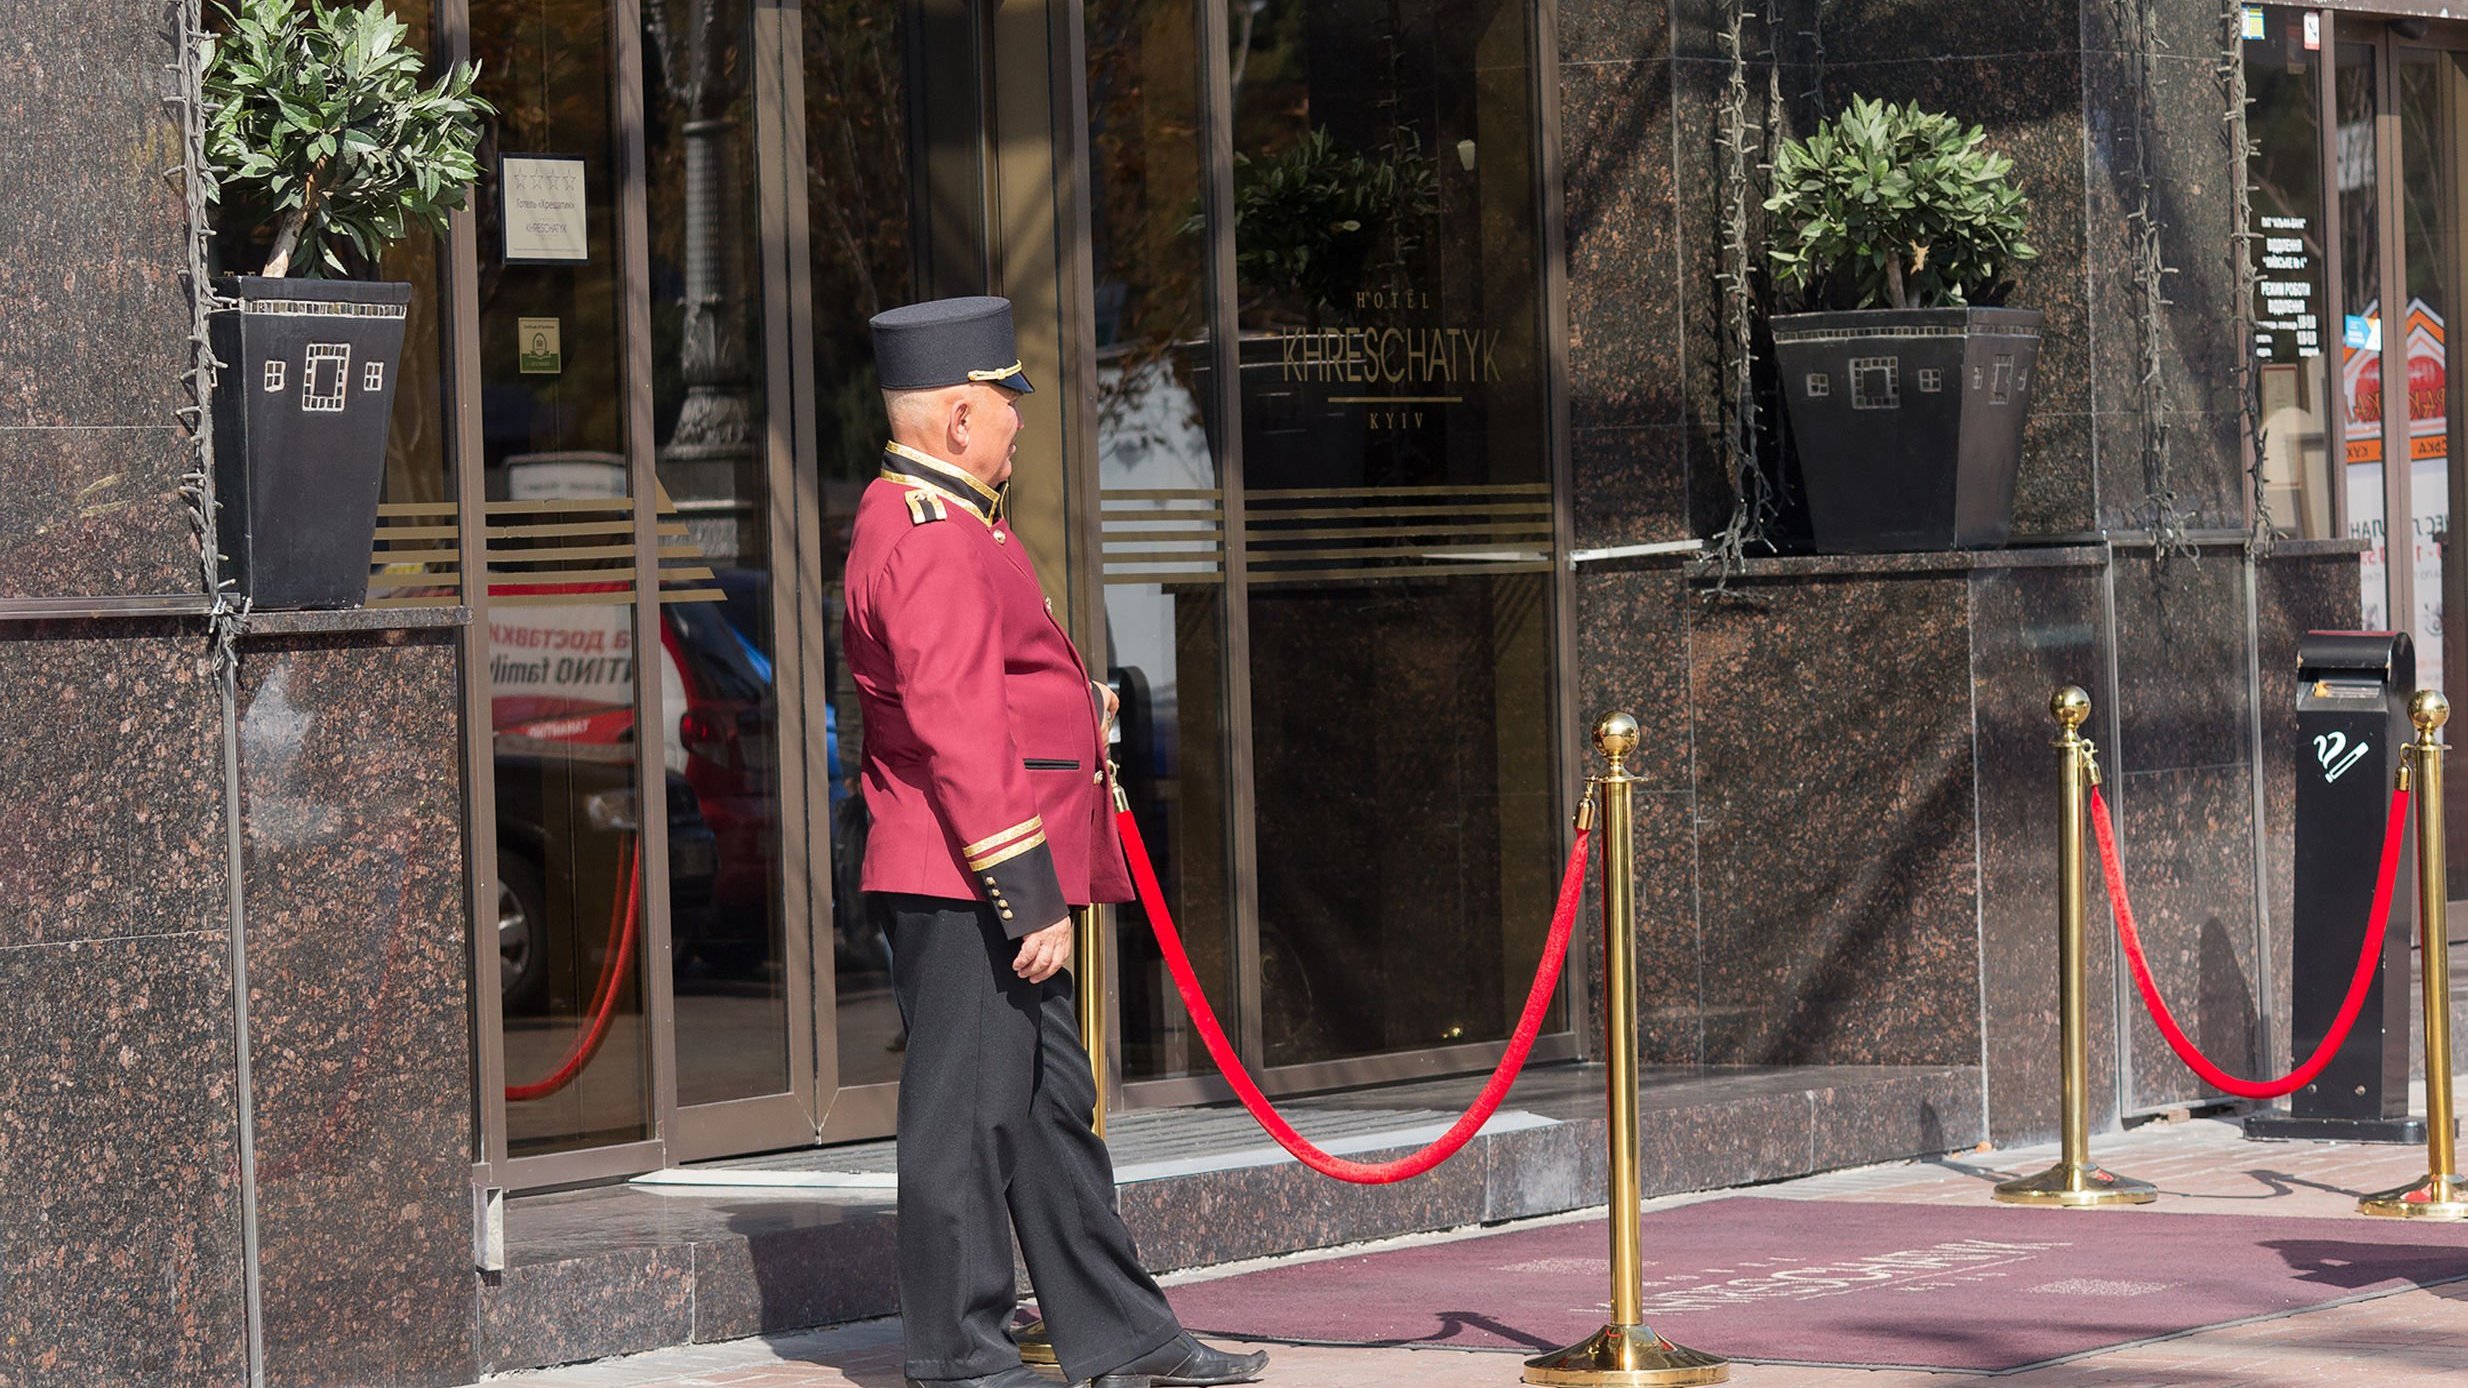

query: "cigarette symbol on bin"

left=2315, top=731, right=2370, bottom=783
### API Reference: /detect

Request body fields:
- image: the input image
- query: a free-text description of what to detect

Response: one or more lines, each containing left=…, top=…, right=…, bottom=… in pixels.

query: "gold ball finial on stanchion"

left=1594, top=712, right=1641, bottom=769
left=2050, top=685, right=2091, bottom=732
left=2412, top=689, right=2451, bottom=735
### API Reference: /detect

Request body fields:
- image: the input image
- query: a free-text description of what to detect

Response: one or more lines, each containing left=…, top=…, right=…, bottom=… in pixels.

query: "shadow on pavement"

left=2263, top=1237, right=2468, bottom=1293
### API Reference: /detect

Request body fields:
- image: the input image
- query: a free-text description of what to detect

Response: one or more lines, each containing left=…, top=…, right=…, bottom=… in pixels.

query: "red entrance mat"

left=1161, top=1196, right=2468, bottom=1370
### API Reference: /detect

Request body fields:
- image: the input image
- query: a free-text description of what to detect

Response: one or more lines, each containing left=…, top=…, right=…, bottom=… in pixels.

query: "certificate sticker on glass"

left=501, top=154, right=589, bottom=263
left=518, top=317, right=562, bottom=374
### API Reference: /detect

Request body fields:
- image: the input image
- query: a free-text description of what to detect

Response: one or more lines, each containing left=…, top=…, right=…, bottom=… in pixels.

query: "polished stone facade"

left=0, top=4, right=477, bottom=1384
left=1557, top=0, right=2367, bottom=1143
left=0, top=615, right=475, bottom=1388
left=0, top=0, right=196, bottom=599
left=238, top=624, right=474, bottom=1387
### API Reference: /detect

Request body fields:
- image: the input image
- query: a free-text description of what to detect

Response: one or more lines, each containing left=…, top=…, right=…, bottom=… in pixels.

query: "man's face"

left=967, top=382, right=1026, bottom=485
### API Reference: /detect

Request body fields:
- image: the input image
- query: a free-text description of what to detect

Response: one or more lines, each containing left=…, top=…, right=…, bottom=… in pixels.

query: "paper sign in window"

left=502, top=154, right=590, bottom=264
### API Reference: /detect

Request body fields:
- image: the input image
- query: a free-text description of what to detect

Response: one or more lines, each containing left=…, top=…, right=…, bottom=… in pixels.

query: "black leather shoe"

left=904, top=1367, right=1053, bottom=1388
left=1087, top=1333, right=1269, bottom=1387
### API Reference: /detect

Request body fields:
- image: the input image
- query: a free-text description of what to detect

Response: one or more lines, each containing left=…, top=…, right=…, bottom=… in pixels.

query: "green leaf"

left=1763, top=94, right=2034, bottom=310
left=201, top=0, right=494, bottom=274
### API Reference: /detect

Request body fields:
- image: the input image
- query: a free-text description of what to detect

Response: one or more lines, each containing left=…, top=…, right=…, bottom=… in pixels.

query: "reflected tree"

left=646, top=0, right=760, bottom=562
left=803, top=0, right=912, bottom=493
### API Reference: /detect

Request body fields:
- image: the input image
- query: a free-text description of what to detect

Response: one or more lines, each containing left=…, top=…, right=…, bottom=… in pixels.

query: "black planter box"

left=209, top=276, right=411, bottom=608
left=1771, top=306, right=2041, bottom=553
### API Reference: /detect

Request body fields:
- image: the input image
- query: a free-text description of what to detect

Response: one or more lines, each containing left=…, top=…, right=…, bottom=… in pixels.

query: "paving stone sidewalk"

left=462, top=1109, right=2468, bottom=1388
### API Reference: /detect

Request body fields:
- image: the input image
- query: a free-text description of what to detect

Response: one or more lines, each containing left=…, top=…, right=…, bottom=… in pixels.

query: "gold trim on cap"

left=966, top=360, right=1025, bottom=383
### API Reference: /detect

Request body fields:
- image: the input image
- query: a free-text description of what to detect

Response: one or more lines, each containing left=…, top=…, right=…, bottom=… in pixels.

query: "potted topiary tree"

left=1764, top=94, right=2039, bottom=553
left=201, top=0, right=489, bottom=607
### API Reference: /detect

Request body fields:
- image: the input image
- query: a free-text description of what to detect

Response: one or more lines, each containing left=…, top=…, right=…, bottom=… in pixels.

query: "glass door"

left=1225, top=0, right=1561, bottom=1079
left=798, top=0, right=996, bottom=1143
left=642, top=0, right=816, bottom=1160
left=463, top=0, right=820, bottom=1182
left=1084, top=0, right=1571, bottom=1104
left=2390, top=34, right=2468, bottom=922
left=470, top=0, right=664, bottom=1167
left=2325, top=14, right=2468, bottom=956
left=1087, top=0, right=1243, bottom=1086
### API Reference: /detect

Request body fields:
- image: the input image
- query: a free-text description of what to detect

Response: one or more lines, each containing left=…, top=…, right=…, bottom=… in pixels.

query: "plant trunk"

left=262, top=208, right=306, bottom=278
left=1884, top=255, right=1908, bottom=311
left=262, top=162, right=328, bottom=278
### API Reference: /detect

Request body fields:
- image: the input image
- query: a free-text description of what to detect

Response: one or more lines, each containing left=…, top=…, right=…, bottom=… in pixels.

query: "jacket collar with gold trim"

left=882, top=442, right=1004, bottom=526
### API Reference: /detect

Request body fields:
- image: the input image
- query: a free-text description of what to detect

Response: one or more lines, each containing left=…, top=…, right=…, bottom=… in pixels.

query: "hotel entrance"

left=804, top=0, right=1578, bottom=1129
left=388, top=0, right=1569, bottom=1188
left=448, top=0, right=1082, bottom=1183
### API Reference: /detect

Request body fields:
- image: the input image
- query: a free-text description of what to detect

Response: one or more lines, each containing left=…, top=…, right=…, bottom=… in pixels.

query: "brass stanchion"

left=1524, top=714, right=1729, bottom=1388
left=1079, top=898, right=1110, bottom=1140
left=2361, top=690, right=2468, bottom=1219
left=1992, top=686, right=2157, bottom=1209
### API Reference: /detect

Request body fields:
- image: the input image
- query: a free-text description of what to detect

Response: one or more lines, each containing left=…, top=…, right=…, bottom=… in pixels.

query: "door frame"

left=442, top=0, right=828, bottom=1190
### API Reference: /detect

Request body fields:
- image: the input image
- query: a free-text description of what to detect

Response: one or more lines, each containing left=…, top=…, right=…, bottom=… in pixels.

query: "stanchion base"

left=1990, top=1162, right=2158, bottom=1208
left=2243, top=1112, right=2428, bottom=1145
left=1521, top=1323, right=1730, bottom=1386
left=2358, top=1173, right=2468, bottom=1219
left=1011, top=1319, right=1057, bottom=1366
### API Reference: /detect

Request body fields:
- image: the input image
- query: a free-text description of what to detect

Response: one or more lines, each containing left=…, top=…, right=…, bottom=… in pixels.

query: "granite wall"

left=0, top=3, right=478, bottom=1384
left=0, top=4, right=252, bottom=1382
left=0, top=621, right=250, bottom=1387
left=238, top=618, right=475, bottom=1388
left=1558, top=0, right=2370, bottom=1143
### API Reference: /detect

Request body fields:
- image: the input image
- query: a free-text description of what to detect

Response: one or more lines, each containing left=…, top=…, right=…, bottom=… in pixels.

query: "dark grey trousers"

left=880, top=893, right=1182, bottom=1384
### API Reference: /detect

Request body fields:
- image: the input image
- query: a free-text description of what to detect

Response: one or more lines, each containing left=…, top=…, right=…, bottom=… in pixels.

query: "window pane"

left=2246, top=7, right=2337, bottom=543
left=806, top=0, right=918, bottom=1089
left=2337, top=41, right=2391, bottom=628
left=471, top=0, right=655, bottom=1157
left=2400, top=49, right=2453, bottom=709
left=1227, top=0, right=1561, bottom=1068
left=1088, top=0, right=1236, bottom=1083
left=2397, top=46, right=2468, bottom=904
left=645, top=0, right=793, bottom=1107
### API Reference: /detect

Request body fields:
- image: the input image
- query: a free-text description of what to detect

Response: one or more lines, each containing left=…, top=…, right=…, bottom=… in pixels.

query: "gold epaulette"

left=905, top=488, right=949, bottom=525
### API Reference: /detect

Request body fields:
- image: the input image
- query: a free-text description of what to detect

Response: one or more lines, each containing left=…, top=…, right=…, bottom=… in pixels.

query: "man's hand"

left=1099, top=681, right=1121, bottom=739
left=1013, top=917, right=1072, bottom=982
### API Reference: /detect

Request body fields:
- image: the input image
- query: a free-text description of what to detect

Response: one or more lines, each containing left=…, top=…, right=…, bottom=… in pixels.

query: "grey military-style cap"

left=868, top=295, right=1035, bottom=395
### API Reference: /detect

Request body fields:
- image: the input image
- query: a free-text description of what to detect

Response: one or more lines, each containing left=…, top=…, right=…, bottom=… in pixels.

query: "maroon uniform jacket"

left=841, top=442, right=1132, bottom=937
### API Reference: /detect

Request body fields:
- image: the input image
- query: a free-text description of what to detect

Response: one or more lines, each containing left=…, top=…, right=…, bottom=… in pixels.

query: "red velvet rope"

left=2093, top=784, right=2408, bottom=1101
left=1118, top=806, right=1588, bottom=1183
left=507, top=837, right=642, bottom=1102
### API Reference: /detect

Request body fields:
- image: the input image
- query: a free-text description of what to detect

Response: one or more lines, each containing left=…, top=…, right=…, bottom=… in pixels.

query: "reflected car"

left=660, top=577, right=786, bottom=975
left=494, top=751, right=720, bottom=1014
